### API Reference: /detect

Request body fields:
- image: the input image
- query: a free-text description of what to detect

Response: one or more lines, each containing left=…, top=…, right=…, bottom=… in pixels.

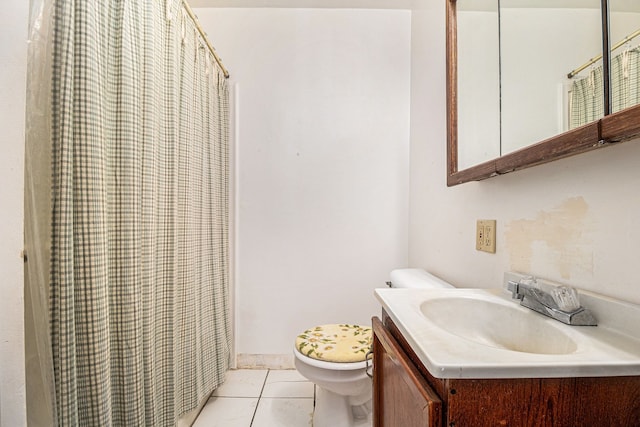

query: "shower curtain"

left=47, top=0, right=231, bottom=425
left=569, top=67, right=604, bottom=128
left=570, top=46, right=640, bottom=128
left=611, top=46, right=640, bottom=114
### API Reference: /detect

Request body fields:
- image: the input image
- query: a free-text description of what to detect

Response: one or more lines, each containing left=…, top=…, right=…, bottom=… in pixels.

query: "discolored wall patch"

left=505, top=197, right=593, bottom=280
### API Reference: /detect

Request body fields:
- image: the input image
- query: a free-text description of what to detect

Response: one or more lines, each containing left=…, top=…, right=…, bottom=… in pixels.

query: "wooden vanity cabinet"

left=372, top=316, right=442, bottom=427
left=373, top=310, right=640, bottom=427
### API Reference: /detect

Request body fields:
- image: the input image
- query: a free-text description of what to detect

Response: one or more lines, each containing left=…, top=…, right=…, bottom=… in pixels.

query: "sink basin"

left=420, top=297, right=577, bottom=355
left=375, top=286, right=640, bottom=379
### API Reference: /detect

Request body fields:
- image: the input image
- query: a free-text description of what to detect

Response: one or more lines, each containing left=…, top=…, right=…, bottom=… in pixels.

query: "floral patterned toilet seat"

left=295, top=324, right=372, bottom=363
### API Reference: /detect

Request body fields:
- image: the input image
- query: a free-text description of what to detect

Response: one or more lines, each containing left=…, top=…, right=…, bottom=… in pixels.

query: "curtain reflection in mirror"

left=570, top=67, right=604, bottom=128
left=612, top=46, right=640, bottom=112
left=570, top=41, right=640, bottom=129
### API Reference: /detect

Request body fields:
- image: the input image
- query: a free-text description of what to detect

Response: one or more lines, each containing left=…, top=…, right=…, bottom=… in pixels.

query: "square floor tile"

left=192, top=397, right=258, bottom=427
left=251, top=397, right=314, bottom=427
left=212, top=369, right=268, bottom=398
left=261, top=370, right=315, bottom=398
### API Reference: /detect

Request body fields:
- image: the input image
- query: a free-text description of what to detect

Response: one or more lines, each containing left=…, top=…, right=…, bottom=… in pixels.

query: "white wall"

left=195, top=8, right=412, bottom=359
left=0, top=0, right=28, bottom=425
left=410, top=1, right=640, bottom=308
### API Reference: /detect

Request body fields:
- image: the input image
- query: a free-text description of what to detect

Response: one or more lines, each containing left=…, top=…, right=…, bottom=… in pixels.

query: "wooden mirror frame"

left=446, top=0, right=640, bottom=186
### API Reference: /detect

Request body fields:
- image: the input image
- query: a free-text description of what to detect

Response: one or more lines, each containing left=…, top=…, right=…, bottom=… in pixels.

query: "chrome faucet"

left=507, top=278, right=597, bottom=326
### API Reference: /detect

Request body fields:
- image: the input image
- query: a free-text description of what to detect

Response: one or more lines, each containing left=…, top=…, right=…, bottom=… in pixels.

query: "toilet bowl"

left=293, top=269, right=454, bottom=427
left=294, top=348, right=372, bottom=426
left=294, top=324, right=373, bottom=427
left=293, top=349, right=371, bottom=403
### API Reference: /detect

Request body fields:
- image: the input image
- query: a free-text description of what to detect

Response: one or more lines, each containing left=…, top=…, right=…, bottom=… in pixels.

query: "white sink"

left=420, top=296, right=577, bottom=355
left=375, top=287, right=640, bottom=379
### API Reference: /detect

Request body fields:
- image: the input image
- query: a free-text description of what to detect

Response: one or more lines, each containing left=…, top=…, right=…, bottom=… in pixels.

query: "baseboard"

left=236, top=353, right=295, bottom=370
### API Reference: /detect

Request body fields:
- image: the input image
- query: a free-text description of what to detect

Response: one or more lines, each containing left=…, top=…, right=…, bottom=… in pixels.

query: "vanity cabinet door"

left=372, top=316, right=442, bottom=427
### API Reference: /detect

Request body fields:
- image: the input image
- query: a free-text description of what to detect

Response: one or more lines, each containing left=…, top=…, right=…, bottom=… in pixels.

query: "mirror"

left=500, top=0, right=603, bottom=155
left=456, top=0, right=500, bottom=170
left=447, top=0, right=640, bottom=186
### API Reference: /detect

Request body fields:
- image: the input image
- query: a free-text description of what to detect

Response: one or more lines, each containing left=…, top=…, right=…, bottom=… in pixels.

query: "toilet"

left=293, top=268, right=454, bottom=427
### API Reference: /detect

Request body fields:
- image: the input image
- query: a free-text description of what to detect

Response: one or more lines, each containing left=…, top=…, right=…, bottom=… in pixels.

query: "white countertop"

left=375, top=287, right=640, bottom=379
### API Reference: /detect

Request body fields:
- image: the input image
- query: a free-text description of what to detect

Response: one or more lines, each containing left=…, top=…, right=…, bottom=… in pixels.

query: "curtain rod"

left=568, top=28, right=640, bottom=78
left=181, top=0, right=230, bottom=79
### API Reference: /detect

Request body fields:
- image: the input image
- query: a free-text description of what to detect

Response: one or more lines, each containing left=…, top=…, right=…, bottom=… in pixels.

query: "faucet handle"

left=507, top=276, right=536, bottom=300
left=520, top=276, right=537, bottom=286
left=551, top=286, right=581, bottom=312
left=507, top=280, right=522, bottom=300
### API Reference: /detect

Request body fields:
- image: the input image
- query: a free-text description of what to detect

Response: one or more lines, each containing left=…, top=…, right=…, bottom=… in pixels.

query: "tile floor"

left=193, top=369, right=315, bottom=427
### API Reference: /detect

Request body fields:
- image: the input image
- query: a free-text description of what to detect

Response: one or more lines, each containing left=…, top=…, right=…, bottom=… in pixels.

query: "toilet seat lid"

left=295, top=324, right=372, bottom=363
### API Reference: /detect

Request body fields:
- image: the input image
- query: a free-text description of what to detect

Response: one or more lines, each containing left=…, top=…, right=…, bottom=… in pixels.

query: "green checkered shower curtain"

left=570, top=46, right=640, bottom=129
left=50, top=1, right=230, bottom=425
left=611, top=47, right=640, bottom=114
left=570, top=67, right=604, bottom=128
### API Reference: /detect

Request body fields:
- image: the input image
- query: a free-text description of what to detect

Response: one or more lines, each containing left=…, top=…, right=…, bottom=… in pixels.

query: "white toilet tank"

left=388, top=268, right=454, bottom=289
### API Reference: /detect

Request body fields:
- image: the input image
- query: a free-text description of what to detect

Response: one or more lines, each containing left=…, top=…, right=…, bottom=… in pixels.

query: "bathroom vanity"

left=373, top=287, right=640, bottom=426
